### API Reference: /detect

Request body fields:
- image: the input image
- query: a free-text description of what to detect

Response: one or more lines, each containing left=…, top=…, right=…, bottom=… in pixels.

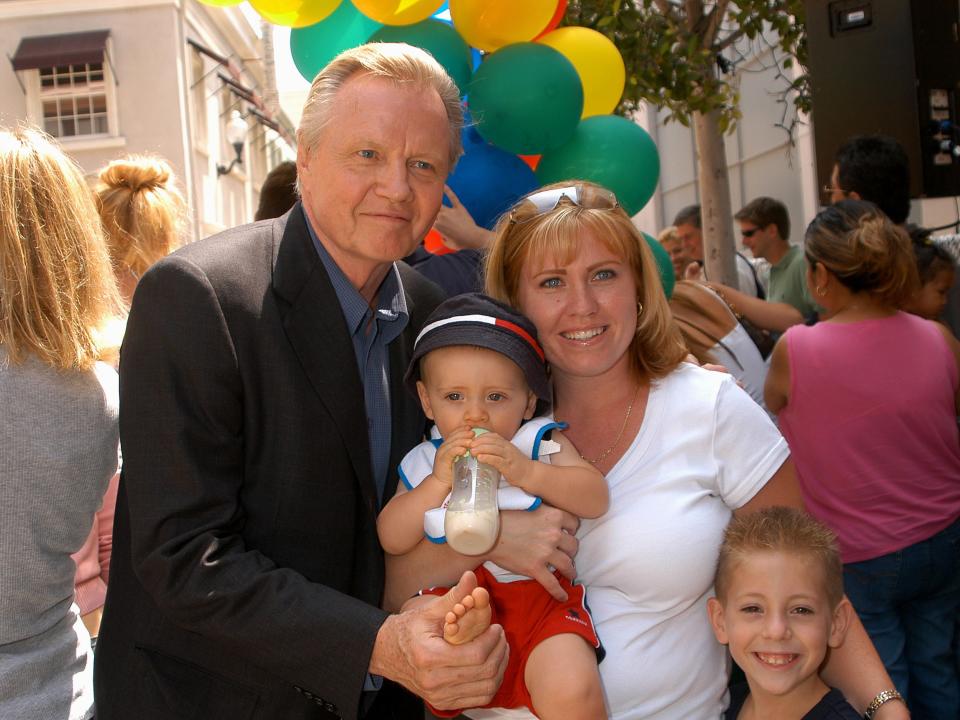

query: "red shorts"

left=422, top=565, right=602, bottom=716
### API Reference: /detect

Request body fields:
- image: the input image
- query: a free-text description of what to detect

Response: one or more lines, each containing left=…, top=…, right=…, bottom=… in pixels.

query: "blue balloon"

left=447, top=130, right=538, bottom=229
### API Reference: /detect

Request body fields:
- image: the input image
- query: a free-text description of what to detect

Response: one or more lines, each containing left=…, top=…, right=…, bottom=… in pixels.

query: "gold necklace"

left=580, top=384, right=640, bottom=466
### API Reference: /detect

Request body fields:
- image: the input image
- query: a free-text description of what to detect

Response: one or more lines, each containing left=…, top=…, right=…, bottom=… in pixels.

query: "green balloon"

left=642, top=231, right=675, bottom=299
left=371, top=20, right=472, bottom=95
left=290, top=3, right=381, bottom=83
left=536, top=114, right=660, bottom=216
left=468, top=43, right=583, bottom=155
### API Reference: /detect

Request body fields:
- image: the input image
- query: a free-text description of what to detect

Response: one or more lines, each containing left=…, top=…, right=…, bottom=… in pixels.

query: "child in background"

left=708, top=507, right=890, bottom=720
left=906, top=233, right=956, bottom=321
left=378, top=293, right=608, bottom=720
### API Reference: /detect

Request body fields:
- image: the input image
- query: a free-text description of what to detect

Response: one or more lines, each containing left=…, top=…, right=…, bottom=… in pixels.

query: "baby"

left=378, top=293, right=609, bottom=719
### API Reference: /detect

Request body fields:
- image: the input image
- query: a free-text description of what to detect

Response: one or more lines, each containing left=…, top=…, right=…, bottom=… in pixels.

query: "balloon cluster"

left=202, top=0, right=661, bottom=221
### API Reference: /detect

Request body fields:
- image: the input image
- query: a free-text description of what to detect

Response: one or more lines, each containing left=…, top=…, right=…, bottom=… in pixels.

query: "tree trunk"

left=693, top=108, right=739, bottom=288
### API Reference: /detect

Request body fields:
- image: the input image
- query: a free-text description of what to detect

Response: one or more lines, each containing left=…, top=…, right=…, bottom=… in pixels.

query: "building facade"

left=632, top=34, right=959, bottom=244
left=1, top=0, right=296, bottom=241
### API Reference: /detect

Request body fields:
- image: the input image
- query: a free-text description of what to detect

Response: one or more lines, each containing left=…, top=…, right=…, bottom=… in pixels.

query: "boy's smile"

left=708, top=550, right=851, bottom=710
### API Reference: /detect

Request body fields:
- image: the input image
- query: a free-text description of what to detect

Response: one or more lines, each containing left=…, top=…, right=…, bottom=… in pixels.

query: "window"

left=12, top=31, right=119, bottom=143
left=39, top=62, right=109, bottom=138
left=190, top=51, right=208, bottom=149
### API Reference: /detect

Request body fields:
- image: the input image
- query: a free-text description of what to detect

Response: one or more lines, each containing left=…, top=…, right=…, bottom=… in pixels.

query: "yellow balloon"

left=450, top=0, right=558, bottom=52
left=352, top=0, right=444, bottom=25
left=537, top=27, right=626, bottom=118
left=251, top=0, right=343, bottom=28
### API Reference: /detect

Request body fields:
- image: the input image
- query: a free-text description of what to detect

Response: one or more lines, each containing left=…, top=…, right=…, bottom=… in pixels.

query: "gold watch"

left=863, top=689, right=904, bottom=719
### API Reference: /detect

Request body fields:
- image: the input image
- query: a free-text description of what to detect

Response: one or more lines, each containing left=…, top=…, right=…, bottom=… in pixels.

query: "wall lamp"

left=217, top=110, right=248, bottom=177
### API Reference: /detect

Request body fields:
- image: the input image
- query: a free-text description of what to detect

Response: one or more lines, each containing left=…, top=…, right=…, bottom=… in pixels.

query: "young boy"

left=708, top=507, right=861, bottom=720
left=378, top=293, right=609, bottom=720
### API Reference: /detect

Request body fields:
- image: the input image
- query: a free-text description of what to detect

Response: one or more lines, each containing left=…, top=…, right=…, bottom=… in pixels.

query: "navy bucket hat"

left=404, top=293, right=551, bottom=405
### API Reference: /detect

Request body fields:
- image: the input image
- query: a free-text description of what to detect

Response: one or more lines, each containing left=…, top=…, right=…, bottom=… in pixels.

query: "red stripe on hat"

left=496, top=319, right=545, bottom=361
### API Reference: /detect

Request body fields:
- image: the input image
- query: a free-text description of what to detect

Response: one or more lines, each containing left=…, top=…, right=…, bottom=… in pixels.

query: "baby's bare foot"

left=442, top=586, right=491, bottom=645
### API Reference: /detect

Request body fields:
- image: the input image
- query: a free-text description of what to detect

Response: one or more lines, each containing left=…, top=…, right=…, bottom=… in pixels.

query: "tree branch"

left=652, top=0, right=682, bottom=24
left=684, top=0, right=703, bottom=33
left=714, top=24, right=750, bottom=52
left=702, top=0, right=731, bottom=46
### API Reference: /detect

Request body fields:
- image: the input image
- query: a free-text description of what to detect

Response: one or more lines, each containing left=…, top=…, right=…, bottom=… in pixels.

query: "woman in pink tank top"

left=765, top=200, right=960, bottom=718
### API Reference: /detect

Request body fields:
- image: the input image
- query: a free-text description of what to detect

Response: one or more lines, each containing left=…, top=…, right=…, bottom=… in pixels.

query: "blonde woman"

left=0, top=126, right=121, bottom=720
left=94, top=154, right=187, bottom=307
left=70, top=156, right=187, bottom=642
left=390, top=182, right=908, bottom=720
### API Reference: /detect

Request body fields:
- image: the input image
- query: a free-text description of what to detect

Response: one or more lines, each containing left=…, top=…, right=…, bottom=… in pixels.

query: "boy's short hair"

left=404, top=292, right=550, bottom=406
left=715, top=507, right=844, bottom=607
left=734, top=197, right=790, bottom=241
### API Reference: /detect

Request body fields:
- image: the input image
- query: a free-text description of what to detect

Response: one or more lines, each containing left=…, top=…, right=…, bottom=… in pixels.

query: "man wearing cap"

left=94, top=44, right=580, bottom=720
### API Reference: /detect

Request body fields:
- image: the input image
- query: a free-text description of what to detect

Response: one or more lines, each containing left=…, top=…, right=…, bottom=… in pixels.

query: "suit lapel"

left=386, top=314, right=417, bottom=506
left=273, top=204, right=378, bottom=509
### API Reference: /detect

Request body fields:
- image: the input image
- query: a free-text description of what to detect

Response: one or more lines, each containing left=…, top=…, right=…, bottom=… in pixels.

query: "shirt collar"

left=303, top=207, right=408, bottom=334
left=772, top=244, right=800, bottom=270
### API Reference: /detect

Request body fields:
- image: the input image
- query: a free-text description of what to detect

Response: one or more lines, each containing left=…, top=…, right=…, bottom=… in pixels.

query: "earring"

left=815, top=286, right=826, bottom=297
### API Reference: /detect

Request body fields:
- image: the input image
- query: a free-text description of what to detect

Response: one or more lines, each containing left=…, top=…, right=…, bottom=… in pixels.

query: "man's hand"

left=684, top=261, right=703, bottom=280
left=488, top=506, right=579, bottom=601
left=370, top=571, right=508, bottom=710
left=469, top=431, right=534, bottom=491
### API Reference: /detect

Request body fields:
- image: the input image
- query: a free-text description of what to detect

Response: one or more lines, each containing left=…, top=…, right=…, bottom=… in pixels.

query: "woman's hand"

left=488, top=506, right=579, bottom=601
left=433, top=186, right=495, bottom=251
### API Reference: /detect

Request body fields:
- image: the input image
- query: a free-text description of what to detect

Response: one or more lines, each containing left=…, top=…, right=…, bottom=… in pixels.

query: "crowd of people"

left=1, top=40, right=957, bottom=720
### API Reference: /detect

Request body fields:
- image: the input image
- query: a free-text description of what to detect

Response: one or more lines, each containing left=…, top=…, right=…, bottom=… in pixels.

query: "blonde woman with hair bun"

left=766, top=199, right=960, bottom=718
left=0, top=125, right=121, bottom=720
left=94, top=154, right=187, bottom=306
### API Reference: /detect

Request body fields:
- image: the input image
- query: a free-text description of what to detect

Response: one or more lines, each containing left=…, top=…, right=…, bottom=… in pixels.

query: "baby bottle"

left=445, top=428, right=501, bottom=555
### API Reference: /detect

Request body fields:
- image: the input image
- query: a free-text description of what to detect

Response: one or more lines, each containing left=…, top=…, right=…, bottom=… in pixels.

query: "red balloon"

left=533, top=0, right=567, bottom=40
left=424, top=228, right=454, bottom=255
left=518, top=154, right=541, bottom=170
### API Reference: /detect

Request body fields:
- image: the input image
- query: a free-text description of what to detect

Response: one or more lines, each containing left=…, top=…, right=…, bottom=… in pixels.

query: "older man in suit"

left=94, top=44, right=552, bottom=720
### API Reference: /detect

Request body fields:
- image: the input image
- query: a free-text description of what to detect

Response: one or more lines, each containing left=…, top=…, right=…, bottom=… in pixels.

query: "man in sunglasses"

left=737, top=197, right=818, bottom=321
left=700, top=198, right=819, bottom=336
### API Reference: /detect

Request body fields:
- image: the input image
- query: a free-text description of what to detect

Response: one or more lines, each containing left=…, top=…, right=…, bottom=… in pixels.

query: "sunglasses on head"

left=510, top=184, right=619, bottom=224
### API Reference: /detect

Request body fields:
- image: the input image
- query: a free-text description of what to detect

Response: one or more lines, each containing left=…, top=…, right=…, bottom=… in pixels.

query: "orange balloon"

left=518, top=154, right=541, bottom=171
left=424, top=228, right=454, bottom=254
left=450, top=0, right=558, bottom=52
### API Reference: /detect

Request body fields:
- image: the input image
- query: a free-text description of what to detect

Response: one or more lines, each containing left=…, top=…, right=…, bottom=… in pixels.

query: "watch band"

left=863, top=689, right=904, bottom=719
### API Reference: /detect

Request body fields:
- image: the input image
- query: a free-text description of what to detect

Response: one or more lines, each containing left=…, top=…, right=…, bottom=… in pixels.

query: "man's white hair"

left=297, top=42, right=463, bottom=168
